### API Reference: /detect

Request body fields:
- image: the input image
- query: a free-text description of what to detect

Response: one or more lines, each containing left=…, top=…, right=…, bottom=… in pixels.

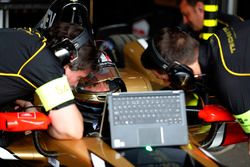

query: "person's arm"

left=15, top=99, right=84, bottom=140
left=48, top=104, right=84, bottom=140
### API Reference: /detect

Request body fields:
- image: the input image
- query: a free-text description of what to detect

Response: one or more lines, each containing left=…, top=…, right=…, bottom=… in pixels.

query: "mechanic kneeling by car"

left=141, top=21, right=250, bottom=155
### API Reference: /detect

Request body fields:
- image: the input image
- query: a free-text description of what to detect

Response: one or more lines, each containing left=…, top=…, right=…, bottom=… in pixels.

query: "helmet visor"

left=78, top=63, right=121, bottom=88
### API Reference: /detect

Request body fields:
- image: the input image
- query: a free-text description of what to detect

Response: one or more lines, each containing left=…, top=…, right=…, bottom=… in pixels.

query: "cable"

left=32, top=131, right=59, bottom=157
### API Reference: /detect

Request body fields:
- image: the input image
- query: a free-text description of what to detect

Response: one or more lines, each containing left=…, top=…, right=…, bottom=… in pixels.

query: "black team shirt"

left=199, top=20, right=250, bottom=115
left=0, top=28, right=64, bottom=106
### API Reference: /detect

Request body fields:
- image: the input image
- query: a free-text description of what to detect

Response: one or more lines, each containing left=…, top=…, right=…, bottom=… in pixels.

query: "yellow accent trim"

left=217, top=19, right=229, bottom=27
left=204, top=5, right=218, bottom=12
left=18, top=42, right=46, bottom=74
left=193, top=93, right=198, bottom=99
left=186, top=93, right=199, bottom=106
left=203, top=19, right=218, bottom=27
left=199, top=33, right=213, bottom=40
left=195, top=125, right=211, bottom=134
left=23, top=27, right=47, bottom=42
left=214, top=34, right=250, bottom=76
left=187, top=144, right=193, bottom=150
left=234, top=110, right=250, bottom=133
left=35, top=76, right=74, bottom=111
left=0, top=29, right=47, bottom=89
left=0, top=73, right=37, bottom=89
left=36, top=32, right=41, bottom=38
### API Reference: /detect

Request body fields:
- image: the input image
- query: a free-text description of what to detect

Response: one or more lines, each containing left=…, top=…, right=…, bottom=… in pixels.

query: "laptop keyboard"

left=111, top=95, right=183, bottom=126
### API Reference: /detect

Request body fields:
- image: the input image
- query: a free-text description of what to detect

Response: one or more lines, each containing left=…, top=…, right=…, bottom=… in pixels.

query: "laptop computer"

left=107, top=90, right=189, bottom=149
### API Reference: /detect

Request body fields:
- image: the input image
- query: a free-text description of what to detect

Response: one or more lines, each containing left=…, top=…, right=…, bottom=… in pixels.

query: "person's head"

left=72, top=53, right=126, bottom=135
left=73, top=52, right=126, bottom=103
left=177, top=0, right=204, bottom=32
left=141, top=27, right=201, bottom=90
left=46, top=22, right=98, bottom=87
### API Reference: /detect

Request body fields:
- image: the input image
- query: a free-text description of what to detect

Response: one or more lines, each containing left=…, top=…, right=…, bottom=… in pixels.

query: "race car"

left=0, top=111, right=222, bottom=167
left=0, top=32, right=238, bottom=167
left=0, top=0, right=248, bottom=166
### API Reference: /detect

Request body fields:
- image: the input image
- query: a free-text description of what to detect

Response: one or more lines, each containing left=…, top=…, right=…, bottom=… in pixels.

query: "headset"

left=145, top=38, right=196, bottom=90
left=36, top=0, right=94, bottom=65
left=52, top=28, right=90, bottom=65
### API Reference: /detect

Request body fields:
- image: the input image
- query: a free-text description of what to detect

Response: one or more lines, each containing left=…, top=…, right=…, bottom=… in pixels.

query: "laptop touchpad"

left=138, top=127, right=163, bottom=145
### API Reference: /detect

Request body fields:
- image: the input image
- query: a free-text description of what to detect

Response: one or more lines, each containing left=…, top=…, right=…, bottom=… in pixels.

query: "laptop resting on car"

left=106, top=90, right=189, bottom=149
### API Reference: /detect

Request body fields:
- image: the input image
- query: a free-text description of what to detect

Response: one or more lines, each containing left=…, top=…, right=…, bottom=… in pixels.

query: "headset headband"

left=53, top=28, right=90, bottom=64
left=71, top=29, right=90, bottom=50
left=147, top=39, right=171, bottom=71
left=144, top=36, right=196, bottom=91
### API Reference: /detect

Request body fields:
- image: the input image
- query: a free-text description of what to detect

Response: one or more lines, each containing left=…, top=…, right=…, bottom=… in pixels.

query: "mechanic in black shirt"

left=177, top=0, right=244, bottom=40
left=0, top=22, right=98, bottom=140
left=141, top=21, right=250, bottom=155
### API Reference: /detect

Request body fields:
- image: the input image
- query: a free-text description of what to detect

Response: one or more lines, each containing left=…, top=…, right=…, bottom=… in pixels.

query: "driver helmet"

left=36, top=0, right=93, bottom=38
left=73, top=52, right=126, bottom=136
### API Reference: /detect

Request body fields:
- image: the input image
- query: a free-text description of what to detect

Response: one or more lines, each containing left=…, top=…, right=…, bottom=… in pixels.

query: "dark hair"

left=176, top=0, right=204, bottom=6
left=45, top=22, right=98, bottom=71
left=141, top=27, right=199, bottom=71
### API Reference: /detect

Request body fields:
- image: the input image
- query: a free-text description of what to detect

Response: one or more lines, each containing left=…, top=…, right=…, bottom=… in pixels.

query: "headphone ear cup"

left=171, top=71, right=191, bottom=87
left=168, top=63, right=195, bottom=90
left=52, top=39, right=74, bottom=65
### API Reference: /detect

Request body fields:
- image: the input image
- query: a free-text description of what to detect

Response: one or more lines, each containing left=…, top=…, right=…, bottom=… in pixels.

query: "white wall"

left=227, top=0, right=238, bottom=15
left=0, top=9, right=9, bottom=28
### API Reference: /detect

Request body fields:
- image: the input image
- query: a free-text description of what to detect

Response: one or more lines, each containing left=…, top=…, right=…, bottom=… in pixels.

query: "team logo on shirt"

left=223, top=27, right=236, bottom=54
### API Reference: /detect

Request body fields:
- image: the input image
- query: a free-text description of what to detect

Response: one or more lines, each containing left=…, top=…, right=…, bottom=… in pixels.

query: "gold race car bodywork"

left=4, top=132, right=220, bottom=167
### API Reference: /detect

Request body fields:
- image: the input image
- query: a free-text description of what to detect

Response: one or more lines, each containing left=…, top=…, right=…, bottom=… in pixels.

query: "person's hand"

left=15, top=99, right=37, bottom=112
